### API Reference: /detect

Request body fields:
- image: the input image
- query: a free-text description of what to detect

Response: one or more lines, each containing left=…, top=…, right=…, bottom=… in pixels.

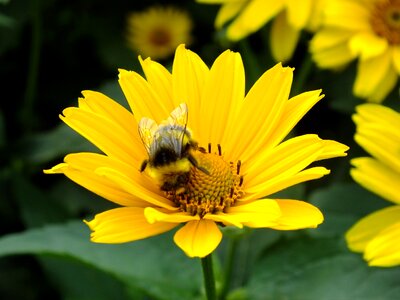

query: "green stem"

left=20, top=0, right=41, bottom=132
left=201, top=254, right=217, bottom=300
left=291, top=54, right=314, bottom=97
left=219, top=238, right=238, bottom=300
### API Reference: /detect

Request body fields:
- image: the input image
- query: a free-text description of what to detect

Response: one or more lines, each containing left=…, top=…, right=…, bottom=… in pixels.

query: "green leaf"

left=247, top=237, right=400, bottom=300
left=0, top=221, right=202, bottom=300
left=11, top=175, right=69, bottom=227
left=18, top=123, right=96, bottom=165
left=309, top=182, right=389, bottom=237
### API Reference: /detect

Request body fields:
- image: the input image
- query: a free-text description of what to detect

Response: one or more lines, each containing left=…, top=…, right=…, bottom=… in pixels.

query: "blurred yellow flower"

left=126, top=6, right=192, bottom=59
left=197, top=0, right=325, bottom=62
left=346, top=104, right=400, bottom=267
left=310, top=0, right=400, bottom=103
left=45, top=44, right=348, bottom=258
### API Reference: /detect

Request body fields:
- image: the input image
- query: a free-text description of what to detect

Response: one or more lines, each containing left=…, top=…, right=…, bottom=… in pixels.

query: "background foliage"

left=1, top=0, right=399, bottom=299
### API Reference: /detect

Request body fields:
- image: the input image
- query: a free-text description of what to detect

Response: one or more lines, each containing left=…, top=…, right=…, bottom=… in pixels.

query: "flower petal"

left=349, top=32, right=388, bottom=61
left=263, top=90, right=323, bottom=154
left=95, top=167, right=177, bottom=210
left=324, top=1, right=370, bottom=31
left=227, top=63, right=293, bottom=162
left=286, top=0, right=312, bottom=29
left=270, top=11, right=300, bottom=63
left=351, top=158, right=400, bottom=205
left=84, top=207, right=178, bottom=243
left=61, top=107, right=140, bottom=164
left=201, top=49, right=245, bottom=147
left=172, top=44, right=209, bottom=135
left=139, top=56, right=174, bottom=109
left=227, top=0, right=285, bottom=41
left=144, top=207, right=200, bottom=224
left=173, top=220, right=222, bottom=257
left=45, top=153, right=154, bottom=208
left=214, top=0, right=247, bottom=29
left=364, top=222, right=400, bottom=267
left=353, top=50, right=394, bottom=102
left=393, top=45, right=400, bottom=74
left=346, top=206, right=400, bottom=252
left=311, top=42, right=357, bottom=69
left=242, top=167, right=330, bottom=202
left=225, top=199, right=281, bottom=228
left=118, top=69, right=171, bottom=123
left=269, top=199, right=324, bottom=230
left=245, top=134, right=324, bottom=188
left=354, top=114, right=400, bottom=170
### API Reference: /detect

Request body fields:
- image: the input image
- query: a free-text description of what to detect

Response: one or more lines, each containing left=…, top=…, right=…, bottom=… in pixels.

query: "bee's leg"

left=188, top=154, right=210, bottom=175
left=140, top=160, right=148, bottom=172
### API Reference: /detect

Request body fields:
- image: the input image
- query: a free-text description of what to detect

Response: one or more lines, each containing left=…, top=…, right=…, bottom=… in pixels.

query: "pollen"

left=166, top=146, right=244, bottom=217
left=370, top=0, right=400, bottom=44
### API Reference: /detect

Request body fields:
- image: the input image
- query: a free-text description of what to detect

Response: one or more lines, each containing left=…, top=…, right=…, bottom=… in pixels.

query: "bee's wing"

left=166, top=103, right=188, bottom=128
left=138, top=117, right=158, bottom=155
left=165, top=103, right=189, bottom=156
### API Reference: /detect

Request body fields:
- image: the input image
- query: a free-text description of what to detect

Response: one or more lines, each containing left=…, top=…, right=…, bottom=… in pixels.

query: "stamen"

left=166, top=148, right=244, bottom=217
left=236, top=160, right=241, bottom=175
left=208, top=143, right=212, bottom=154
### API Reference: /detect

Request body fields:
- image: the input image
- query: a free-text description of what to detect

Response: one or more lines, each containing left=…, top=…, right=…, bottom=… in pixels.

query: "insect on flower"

left=138, top=103, right=209, bottom=193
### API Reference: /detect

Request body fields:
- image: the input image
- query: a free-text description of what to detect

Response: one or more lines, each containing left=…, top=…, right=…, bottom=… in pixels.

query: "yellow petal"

left=353, top=50, right=393, bottom=101
left=349, top=32, right=388, bottom=61
left=172, top=44, right=209, bottom=136
left=351, top=158, right=400, bottom=205
left=201, top=49, right=245, bottom=148
left=173, top=220, right=222, bottom=257
left=138, top=56, right=174, bottom=110
left=286, top=0, right=312, bottom=29
left=393, top=45, right=400, bottom=74
left=265, top=90, right=323, bottom=153
left=354, top=103, right=400, bottom=128
left=324, top=1, right=370, bottom=31
left=84, top=207, right=178, bottom=243
left=354, top=121, right=400, bottom=170
left=310, top=28, right=354, bottom=52
left=144, top=207, right=199, bottom=224
left=316, top=140, right=349, bottom=161
left=95, top=167, right=177, bottom=210
left=364, top=222, right=400, bottom=267
left=227, top=63, right=293, bottom=162
left=61, top=107, right=140, bottom=164
left=118, top=69, right=171, bottom=123
left=270, top=11, right=300, bottom=63
left=245, top=134, right=324, bottom=189
left=345, top=205, right=400, bottom=252
left=45, top=153, right=154, bottom=208
left=312, top=42, right=356, bottom=69
left=227, top=0, right=285, bottom=41
left=214, top=1, right=247, bottom=29
left=269, top=199, right=324, bottom=230
left=225, top=199, right=281, bottom=228
left=242, top=167, right=330, bottom=202
left=365, top=66, right=398, bottom=103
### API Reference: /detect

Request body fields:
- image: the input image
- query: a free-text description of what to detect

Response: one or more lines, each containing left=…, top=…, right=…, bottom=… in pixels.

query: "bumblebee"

left=138, top=103, right=207, bottom=192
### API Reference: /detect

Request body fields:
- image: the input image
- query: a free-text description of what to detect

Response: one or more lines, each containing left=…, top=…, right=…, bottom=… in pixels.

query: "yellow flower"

left=197, top=0, right=325, bottom=62
left=346, top=104, right=400, bottom=267
left=126, top=6, right=192, bottom=59
left=310, top=0, right=400, bottom=103
left=45, top=44, right=348, bottom=258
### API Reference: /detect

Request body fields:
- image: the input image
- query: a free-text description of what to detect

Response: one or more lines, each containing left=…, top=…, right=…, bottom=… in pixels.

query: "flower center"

left=149, top=27, right=172, bottom=46
left=165, top=145, right=244, bottom=218
left=370, top=0, right=400, bottom=44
